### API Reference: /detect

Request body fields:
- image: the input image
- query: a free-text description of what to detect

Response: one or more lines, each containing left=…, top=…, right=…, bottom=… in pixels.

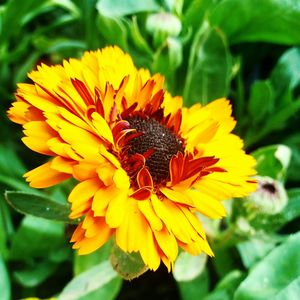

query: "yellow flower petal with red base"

left=8, top=46, right=257, bottom=271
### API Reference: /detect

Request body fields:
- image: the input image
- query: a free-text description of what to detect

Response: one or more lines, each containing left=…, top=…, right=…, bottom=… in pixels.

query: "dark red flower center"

left=125, top=116, right=184, bottom=184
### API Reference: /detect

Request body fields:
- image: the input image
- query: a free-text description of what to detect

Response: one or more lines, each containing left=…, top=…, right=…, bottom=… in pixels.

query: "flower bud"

left=146, top=12, right=182, bottom=39
left=248, top=176, right=288, bottom=215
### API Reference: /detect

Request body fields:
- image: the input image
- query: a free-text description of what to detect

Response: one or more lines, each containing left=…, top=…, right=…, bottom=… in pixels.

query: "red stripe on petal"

left=170, top=152, right=184, bottom=185
left=137, top=167, right=153, bottom=188
left=131, top=188, right=152, bottom=200
left=71, top=78, right=94, bottom=106
left=94, top=87, right=105, bottom=118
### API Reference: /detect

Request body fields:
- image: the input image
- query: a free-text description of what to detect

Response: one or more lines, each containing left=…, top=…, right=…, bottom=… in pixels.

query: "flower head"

left=7, top=46, right=256, bottom=271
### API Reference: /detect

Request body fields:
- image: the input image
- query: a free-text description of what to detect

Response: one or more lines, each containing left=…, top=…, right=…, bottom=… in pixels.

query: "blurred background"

left=1, top=0, right=300, bottom=299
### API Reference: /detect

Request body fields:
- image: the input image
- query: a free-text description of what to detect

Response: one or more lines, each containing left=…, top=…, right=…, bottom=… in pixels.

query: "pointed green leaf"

left=5, top=191, right=74, bottom=223
left=173, top=252, right=207, bottom=282
left=0, top=256, right=10, bottom=300
left=271, top=48, right=300, bottom=105
left=9, top=215, right=65, bottom=260
left=210, top=0, right=300, bottom=45
left=234, top=231, right=300, bottom=300
left=204, top=270, right=245, bottom=300
left=96, top=0, right=160, bottom=17
left=74, top=240, right=113, bottom=276
left=184, top=22, right=232, bottom=105
left=58, top=261, right=122, bottom=300
left=248, top=80, right=274, bottom=125
left=177, top=268, right=209, bottom=300
left=252, top=145, right=292, bottom=181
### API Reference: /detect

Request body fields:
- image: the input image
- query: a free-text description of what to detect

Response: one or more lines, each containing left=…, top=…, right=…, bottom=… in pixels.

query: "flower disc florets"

left=124, top=116, right=184, bottom=185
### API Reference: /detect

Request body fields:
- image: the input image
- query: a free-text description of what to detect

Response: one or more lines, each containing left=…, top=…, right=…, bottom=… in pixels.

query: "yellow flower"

left=7, top=46, right=256, bottom=271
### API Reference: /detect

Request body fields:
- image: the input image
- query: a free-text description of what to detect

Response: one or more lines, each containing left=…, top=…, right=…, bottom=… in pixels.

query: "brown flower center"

left=125, top=116, right=184, bottom=184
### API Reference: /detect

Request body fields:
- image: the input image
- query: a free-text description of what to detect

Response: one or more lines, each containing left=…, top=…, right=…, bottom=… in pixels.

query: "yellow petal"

left=153, top=226, right=178, bottom=261
left=24, top=161, right=71, bottom=188
left=186, top=189, right=226, bottom=219
left=138, top=199, right=163, bottom=231
left=105, top=189, right=128, bottom=228
left=91, top=112, right=114, bottom=144
left=113, top=168, right=130, bottom=189
left=68, top=178, right=101, bottom=210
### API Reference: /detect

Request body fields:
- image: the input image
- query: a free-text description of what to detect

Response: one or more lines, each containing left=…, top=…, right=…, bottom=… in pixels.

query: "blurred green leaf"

left=252, top=145, right=292, bottom=181
left=234, top=231, right=300, bottom=299
left=129, top=16, right=153, bottom=56
left=274, top=277, right=300, bottom=300
left=74, top=240, right=112, bottom=275
left=14, top=260, right=57, bottom=288
left=184, top=22, right=232, bottom=105
left=9, top=215, right=65, bottom=260
left=278, top=189, right=300, bottom=227
left=237, top=237, right=276, bottom=269
left=96, top=13, right=128, bottom=50
left=284, top=134, right=300, bottom=181
left=210, top=0, right=300, bottom=45
left=245, top=98, right=300, bottom=146
left=152, top=37, right=183, bottom=90
left=247, top=80, right=274, bottom=125
left=110, top=245, right=148, bottom=280
left=5, top=191, right=73, bottom=223
left=173, top=252, right=207, bottom=282
left=177, top=268, right=209, bottom=300
left=0, top=198, right=14, bottom=257
left=213, top=246, right=238, bottom=277
left=204, top=270, right=245, bottom=300
left=58, top=261, right=122, bottom=300
left=96, top=0, right=160, bottom=17
left=32, top=36, right=86, bottom=54
left=0, top=255, right=10, bottom=300
left=183, top=0, right=214, bottom=30
left=270, top=47, right=300, bottom=105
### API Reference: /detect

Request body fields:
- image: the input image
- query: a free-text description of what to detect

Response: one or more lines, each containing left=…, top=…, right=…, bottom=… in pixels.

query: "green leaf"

left=110, top=245, right=148, bottom=280
left=177, top=268, right=209, bottom=300
left=14, top=260, right=57, bottom=287
left=284, top=134, right=300, bottom=181
left=270, top=47, right=300, bottom=105
left=234, top=231, right=300, bottom=300
left=152, top=37, right=183, bottom=91
left=5, top=191, right=74, bottom=223
left=74, top=240, right=113, bottom=275
left=210, top=0, right=300, bottom=45
left=0, top=198, right=14, bottom=258
left=183, top=0, right=215, bottom=30
left=173, top=252, right=207, bottom=282
left=129, top=16, right=153, bottom=56
left=9, top=215, right=65, bottom=260
left=32, top=36, right=86, bottom=54
left=204, top=270, right=245, bottom=300
left=274, top=277, right=300, bottom=300
left=96, top=0, right=160, bottom=17
left=96, top=14, right=129, bottom=50
left=247, top=80, right=274, bottom=125
left=0, top=256, right=10, bottom=300
left=237, top=237, right=277, bottom=269
left=279, top=189, right=300, bottom=226
left=245, top=98, right=300, bottom=146
left=251, top=145, right=292, bottom=181
left=184, top=22, right=232, bottom=105
left=58, top=261, right=122, bottom=300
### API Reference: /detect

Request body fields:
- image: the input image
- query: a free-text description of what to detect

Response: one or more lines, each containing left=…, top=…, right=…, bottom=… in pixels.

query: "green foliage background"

left=1, top=0, right=300, bottom=299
